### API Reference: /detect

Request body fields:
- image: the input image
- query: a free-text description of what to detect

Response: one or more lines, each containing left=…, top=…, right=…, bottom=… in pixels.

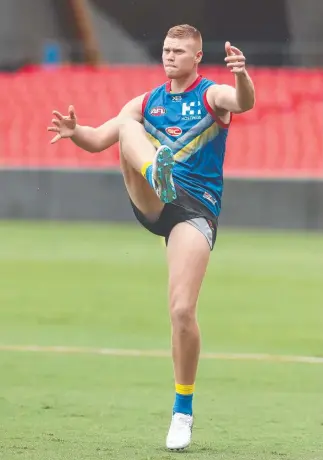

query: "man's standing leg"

left=165, top=222, right=211, bottom=450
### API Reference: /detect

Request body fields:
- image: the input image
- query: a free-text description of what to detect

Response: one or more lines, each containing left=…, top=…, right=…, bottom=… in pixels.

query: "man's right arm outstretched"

left=47, top=94, right=145, bottom=153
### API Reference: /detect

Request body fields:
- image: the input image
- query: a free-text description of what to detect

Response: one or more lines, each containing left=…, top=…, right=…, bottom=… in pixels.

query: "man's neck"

left=170, top=72, right=199, bottom=94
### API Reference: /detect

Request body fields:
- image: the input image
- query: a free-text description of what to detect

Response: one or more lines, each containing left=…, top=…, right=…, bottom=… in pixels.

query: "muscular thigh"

left=167, top=222, right=211, bottom=310
left=119, top=146, right=164, bottom=220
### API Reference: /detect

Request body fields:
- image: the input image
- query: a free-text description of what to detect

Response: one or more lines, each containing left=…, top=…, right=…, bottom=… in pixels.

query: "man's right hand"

left=47, top=105, right=77, bottom=144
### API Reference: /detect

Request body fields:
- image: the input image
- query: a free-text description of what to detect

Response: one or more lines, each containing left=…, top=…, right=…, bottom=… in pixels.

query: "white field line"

left=0, top=344, right=322, bottom=364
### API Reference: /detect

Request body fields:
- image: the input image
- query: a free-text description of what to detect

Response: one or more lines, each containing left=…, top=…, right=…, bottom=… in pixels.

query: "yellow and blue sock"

left=173, top=383, right=194, bottom=416
left=141, top=162, right=154, bottom=188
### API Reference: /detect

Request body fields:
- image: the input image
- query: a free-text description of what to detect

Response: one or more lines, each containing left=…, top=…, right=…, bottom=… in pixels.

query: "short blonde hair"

left=167, top=24, right=202, bottom=46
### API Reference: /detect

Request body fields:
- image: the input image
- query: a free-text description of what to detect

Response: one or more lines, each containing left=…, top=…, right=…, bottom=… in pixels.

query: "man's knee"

left=170, top=298, right=197, bottom=332
left=119, top=118, right=130, bottom=142
left=119, top=118, right=141, bottom=141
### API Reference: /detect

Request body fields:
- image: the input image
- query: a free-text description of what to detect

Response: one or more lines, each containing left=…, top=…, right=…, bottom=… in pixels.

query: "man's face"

left=162, top=36, right=202, bottom=79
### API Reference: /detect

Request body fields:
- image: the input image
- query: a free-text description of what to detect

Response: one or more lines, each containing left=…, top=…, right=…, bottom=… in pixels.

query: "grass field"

left=0, top=222, right=322, bottom=460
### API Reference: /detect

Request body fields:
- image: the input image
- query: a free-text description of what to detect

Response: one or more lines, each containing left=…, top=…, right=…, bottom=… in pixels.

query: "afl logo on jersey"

left=166, top=127, right=182, bottom=137
left=150, top=106, right=166, bottom=116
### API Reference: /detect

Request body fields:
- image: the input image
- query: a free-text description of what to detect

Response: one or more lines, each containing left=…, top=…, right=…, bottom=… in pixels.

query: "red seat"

left=0, top=66, right=322, bottom=177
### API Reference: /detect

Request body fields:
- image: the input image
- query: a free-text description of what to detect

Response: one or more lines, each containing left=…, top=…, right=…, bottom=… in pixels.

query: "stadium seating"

left=1, top=65, right=322, bottom=177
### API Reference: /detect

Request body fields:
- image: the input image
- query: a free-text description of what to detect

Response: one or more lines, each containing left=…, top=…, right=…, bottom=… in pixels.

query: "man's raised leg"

left=165, top=222, right=211, bottom=450
left=119, top=120, right=164, bottom=219
left=119, top=119, right=177, bottom=203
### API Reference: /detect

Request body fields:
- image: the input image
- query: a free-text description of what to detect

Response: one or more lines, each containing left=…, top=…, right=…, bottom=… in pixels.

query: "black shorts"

left=129, top=183, right=218, bottom=250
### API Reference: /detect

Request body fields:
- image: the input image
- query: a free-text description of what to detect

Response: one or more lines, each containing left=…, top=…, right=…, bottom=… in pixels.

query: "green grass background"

left=0, top=222, right=322, bottom=459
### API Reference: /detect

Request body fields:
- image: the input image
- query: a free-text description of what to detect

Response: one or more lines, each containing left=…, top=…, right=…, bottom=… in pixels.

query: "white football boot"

left=166, top=412, right=193, bottom=450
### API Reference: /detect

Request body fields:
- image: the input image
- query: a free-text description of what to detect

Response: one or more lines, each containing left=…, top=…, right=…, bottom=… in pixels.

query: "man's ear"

left=196, top=50, right=203, bottom=64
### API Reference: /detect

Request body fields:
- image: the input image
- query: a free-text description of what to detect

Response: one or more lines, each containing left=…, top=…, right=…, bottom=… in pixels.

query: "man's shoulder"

left=146, top=82, right=167, bottom=96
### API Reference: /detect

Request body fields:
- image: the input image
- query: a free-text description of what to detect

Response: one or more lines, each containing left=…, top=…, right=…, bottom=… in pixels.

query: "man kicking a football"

left=47, top=24, right=255, bottom=450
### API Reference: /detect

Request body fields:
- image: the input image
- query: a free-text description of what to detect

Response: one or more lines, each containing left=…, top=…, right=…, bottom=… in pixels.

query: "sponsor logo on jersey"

left=203, top=191, right=217, bottom=205
left=150, top=106, right=166, bottom=116
left=172, top=95, right=182, bottom=102
left=182, top=101, right=202, bottom=116
left=182, top=115, right=202, bottom=121
left=166, top=126, right=182, bottom=137
left=181, top=100, right=202, bottom=121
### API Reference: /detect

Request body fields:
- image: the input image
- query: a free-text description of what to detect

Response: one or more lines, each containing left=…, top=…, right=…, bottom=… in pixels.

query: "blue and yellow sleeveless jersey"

left=142, top=75, right=231, bottom=217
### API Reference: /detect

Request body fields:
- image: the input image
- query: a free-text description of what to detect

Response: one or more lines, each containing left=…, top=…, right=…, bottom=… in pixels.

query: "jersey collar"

left=166, top=75, right=202, bottom=94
